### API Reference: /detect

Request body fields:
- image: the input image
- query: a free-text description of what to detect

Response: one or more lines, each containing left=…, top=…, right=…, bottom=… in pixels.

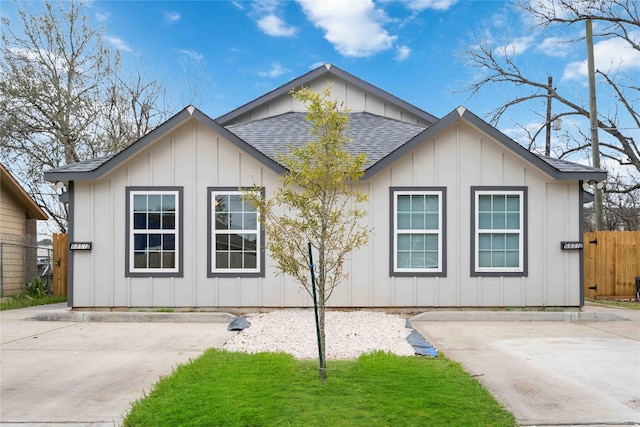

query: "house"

left=44, top=64, right=606, bottom=309
left=1, top=163, right=48, bottom=296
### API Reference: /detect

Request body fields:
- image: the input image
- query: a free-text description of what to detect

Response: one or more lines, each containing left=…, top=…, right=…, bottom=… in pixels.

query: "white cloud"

left=250, top=1, right=297, bottom=37
left=95, top=12, right=109, bottom=22
left=495, top=35, right=536, bottom=57
left=178, top=49, right=204, bottom=61
left=104, top=36, right=132, bottom=52
left=403, top=0, right=457, bottom=11
left=297, top=0, right=396, bottom=57
left=563, top=32, right=640, bottom=80
left=395, top=45, right=411, bottom=61
left=163, top=10, right=181, bottom=23
left=536, top=37, right=571, bottom=57
left=257, top=15, right=297, bottom=37
left=257, top=62, right=291, bottom=78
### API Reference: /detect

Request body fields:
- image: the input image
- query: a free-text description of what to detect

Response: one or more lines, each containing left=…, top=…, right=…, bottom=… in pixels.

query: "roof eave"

left=1, top=164, right=48, bottom=220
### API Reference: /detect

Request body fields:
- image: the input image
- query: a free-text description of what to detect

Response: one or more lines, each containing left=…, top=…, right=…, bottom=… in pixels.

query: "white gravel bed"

left=222, top=310, right=416, bottom=360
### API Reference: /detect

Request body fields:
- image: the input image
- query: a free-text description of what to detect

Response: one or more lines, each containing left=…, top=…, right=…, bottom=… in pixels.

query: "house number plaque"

left=69, top=242, right=92, bottom=251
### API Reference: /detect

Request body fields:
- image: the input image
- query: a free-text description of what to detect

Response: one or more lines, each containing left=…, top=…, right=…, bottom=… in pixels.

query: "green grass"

left=124, top=349, right=516, bottom=427
left=0, top=294, right=67, bottom=311
left=587, top=298, right=640, bottom=310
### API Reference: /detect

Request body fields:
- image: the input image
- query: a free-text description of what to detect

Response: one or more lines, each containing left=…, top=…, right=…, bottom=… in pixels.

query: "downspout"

left=67, top=181, right=74, bottom=308
left=578, top=181, right=585, bottom=307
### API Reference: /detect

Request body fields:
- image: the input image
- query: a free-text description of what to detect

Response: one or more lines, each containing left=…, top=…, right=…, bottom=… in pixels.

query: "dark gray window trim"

left=207, top=187, right=266, bottom=278
left=125, top=186, right=184, bottom=278
left=470, top=186, right=528, bottom=277
left=389, top=187, right=447, bottom=277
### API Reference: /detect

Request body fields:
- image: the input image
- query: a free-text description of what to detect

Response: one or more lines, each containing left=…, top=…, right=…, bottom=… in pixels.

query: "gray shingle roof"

left=45, top=154, right=115, bottom=174
left=226, top=112, right=427, bottom=169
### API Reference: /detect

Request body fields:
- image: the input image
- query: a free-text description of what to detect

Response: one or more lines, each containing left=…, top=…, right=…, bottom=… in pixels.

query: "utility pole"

left=586, top=18, right=603, bottom=231
left=545, top=76, right=553, bottom=156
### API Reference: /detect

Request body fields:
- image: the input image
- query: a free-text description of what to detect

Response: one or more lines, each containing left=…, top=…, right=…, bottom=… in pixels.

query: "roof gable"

left=1, top=163, right=48, bottom=220
left=216, top=63, right=439, bottom=126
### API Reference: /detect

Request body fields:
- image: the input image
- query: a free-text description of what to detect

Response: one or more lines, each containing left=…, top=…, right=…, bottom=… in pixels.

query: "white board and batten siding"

left=71, top=80, right=582, bottom=308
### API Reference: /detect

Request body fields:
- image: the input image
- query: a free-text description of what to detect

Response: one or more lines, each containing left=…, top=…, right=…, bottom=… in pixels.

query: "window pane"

left=397, top=195, right=410, bottom=212
left=507, top=195, right=520, bottom=211
left=506, top=234, right=519, bottom=249
left=478, top=251, right=491, bottom=267
left=216, top=213, right=230, bottom=230
left=229, top=212, right=243, bottom=230
left=493, top=213, right=505, bottom=229
left=243, top=234, right=257, bottom=251
left=493, top=234, right=505, bottom=249
left=134, top=213, right=147, bottom=230
left=397, top=252, right=410, bottom=268
left=411, top=234, right=425, bottom=250
left=506, top=251, right=520, bottom=267
left=492, top=252, right=505, bottom=268
left=148, top=252, right=161, bottom=268
left=425, top=252, right=438, bottom=268
left=411, top=252, right=425, bottom=268
left=216, top=234, right=229, bottom=251
left=478, top=195, right=491, bottom=211
left=163, top=234, right=175, bottom=251
left=478, top=234, right=491, bottom=250
left=134, top=234, right=147, bottom=250
left=397, top=234, right=410, bottom=250
left=492, top=195, right=505, bottom=211
left=162, top=195, right=175, bottom=212
left=478, top=213, right=491, bottom=229
left=425, top=213, right=438, bottom=230
left=134, top=252, right=147, bottom=268
left=148, top=195, right=162, bottom=211
left=506, top=213, right=519, bottom=229
left=425, top=234, right=438, bottom=251
left=229, top=195, right=242, bottom=212
left=229, top=252, right=243, bottom=269
left=149, top=234, right=161, bottom=249
left=244, top=252, right=257, bottom=269
left=215, top=195, right=228, bottom=212
left=133, top=195, right=147, bottom=212
left=216, top=252, right=228, bottom=269
left=397, top=213, right=410, bottom=229
left=411, top=213, right=425, bottom=229
left=162, top=213, right=175, bottom=230
left=148, top=213, right=161, bottom=229
left=411, top=195, right=425, bottom=211
left=163, top=252, right=175, bottom=269
left=244, top=213, right=257, bottom=230
left=425, top=195, right=438, bottom=212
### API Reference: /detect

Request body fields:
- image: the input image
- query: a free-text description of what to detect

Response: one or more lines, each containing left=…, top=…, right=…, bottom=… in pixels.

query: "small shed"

left=45, top=64, right=606, bottom=309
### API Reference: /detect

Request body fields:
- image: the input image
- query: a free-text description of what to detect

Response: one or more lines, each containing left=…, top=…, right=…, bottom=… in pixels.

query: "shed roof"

left=1, top=163, right=48, bottom=220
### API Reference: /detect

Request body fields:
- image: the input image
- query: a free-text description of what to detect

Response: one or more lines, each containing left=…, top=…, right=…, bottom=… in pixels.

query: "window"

left=208, top=187, right=264, bottom=277
left=471, top=187, right=527, bottom=276
left=390, top=187, right=446, bottom=276
left=126, top=187, right=183, bottom=277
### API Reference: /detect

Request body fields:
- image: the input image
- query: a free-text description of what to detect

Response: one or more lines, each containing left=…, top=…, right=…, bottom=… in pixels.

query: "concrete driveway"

left=0, top=304, right=237, bottom=426
left=412, top=305, right=640, bottom=427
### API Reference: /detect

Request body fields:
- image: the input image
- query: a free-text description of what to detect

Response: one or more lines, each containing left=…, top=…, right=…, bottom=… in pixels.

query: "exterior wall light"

left=582, top=180, right=604, bottom=191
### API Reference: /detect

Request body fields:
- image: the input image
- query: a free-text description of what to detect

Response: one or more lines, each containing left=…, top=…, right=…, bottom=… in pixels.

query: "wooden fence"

left=584, top=231, right=640, bottom=299
left=52, top=233, right=68, bottom=297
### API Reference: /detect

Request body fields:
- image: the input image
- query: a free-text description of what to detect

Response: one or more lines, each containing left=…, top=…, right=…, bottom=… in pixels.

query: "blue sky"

left=2, top=0, right=639, bottom=158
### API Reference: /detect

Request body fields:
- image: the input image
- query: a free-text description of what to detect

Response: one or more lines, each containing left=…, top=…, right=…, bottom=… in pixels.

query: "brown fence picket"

left=584, top=231, right=640, bottom=299
left=52, top=233, right=68, bottom=297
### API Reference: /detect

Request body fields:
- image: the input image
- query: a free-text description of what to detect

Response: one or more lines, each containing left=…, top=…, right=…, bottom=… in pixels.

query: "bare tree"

left=460, top=0, right=639, bottom=205
left=0, top=0, right=169, bottom=232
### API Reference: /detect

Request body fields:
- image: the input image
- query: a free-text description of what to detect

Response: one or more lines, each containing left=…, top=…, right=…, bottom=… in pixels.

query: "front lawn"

left=124, top=349, right=516, bottom=427
left=587, top=299, right=640, bottom=310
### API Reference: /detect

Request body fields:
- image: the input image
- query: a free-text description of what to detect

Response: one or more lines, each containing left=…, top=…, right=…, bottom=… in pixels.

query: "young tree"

left=0, top=0, right=169, bottom=232
left=459, top=0, right=639, bottom=227
left=246, top=86, right=370, bottom=382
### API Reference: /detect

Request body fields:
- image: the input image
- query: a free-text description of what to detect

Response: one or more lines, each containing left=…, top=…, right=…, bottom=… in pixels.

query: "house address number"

left=69, top=242, right=92, bottom=251
left=560, top=241, right=583, bottom=250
